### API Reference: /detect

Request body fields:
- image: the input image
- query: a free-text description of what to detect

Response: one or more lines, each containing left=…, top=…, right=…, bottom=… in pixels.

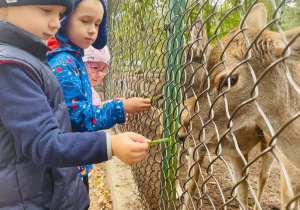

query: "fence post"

left=161, top=0, right=186, bottom=209
left=105, top=0, right=112, bottom=100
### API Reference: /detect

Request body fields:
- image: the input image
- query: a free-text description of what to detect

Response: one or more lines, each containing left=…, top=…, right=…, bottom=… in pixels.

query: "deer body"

left=178, top=3, right=300, bottom=209
left=191, top=3, right=300, bottom=209
left=177, top=7, right=276, bottom=209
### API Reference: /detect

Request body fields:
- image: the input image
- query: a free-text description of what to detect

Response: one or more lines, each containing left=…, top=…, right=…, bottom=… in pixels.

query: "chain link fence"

left=97, top=0, right=300, bottom=209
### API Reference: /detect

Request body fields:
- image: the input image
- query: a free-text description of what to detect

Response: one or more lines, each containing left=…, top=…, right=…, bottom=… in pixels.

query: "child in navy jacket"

left=0, top=1, right=149, bottom=209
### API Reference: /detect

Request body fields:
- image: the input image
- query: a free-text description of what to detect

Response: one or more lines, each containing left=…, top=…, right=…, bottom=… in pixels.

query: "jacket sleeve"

left=0, top=64, right=109, bottom=167
left=49, top=54, right=125, bottom=132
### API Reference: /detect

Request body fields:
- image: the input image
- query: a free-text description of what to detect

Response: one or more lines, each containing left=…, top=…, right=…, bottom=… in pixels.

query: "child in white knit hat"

left=83, top=45, right=111, bottom=105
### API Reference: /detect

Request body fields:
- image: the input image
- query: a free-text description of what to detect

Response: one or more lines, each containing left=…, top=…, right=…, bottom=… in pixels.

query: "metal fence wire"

left=99, top=0, right=300, bottom=209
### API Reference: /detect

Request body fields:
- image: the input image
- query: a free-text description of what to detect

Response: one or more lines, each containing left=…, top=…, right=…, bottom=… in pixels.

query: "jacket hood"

left=46, top=39, right=84, bottom=61
left=48, top=36, right=62, bottom=52
left=55, top=0, right=107, bottom=50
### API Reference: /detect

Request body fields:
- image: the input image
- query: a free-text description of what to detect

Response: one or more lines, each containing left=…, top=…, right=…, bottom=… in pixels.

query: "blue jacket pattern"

left=47, top=43, right=125, bottom=132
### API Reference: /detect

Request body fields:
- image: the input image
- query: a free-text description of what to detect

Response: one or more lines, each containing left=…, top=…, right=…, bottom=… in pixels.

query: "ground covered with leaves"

left=88, top=163, right=113, bottom=210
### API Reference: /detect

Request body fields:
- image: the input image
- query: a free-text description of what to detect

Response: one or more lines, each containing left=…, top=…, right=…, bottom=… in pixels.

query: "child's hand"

left=123, top=97, right=151, bottom=114
left=111, top=132, right=150, bottom=164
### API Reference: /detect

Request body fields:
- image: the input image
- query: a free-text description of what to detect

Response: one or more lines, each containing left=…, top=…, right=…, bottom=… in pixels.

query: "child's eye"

left=81, top=20, right=88, bottom=24
left=42, top=8, right=51, bottom=13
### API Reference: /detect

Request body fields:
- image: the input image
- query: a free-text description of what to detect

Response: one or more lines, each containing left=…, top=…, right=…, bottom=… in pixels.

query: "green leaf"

left=147, top=137, right=172, bottom=146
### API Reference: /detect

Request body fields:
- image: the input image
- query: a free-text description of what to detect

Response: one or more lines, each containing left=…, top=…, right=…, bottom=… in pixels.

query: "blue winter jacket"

left=47, top=42, right=126, bottom=132
left=0, top=22, right=110, bottom=209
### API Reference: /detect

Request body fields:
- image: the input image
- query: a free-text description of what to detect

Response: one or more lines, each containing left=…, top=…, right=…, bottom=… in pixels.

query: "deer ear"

left=189, top=18, right=211, bottom=58
left=240, top=3, right=267, bottom=30
left=284, top=27, right=300, bottom=62
left=191, top=18, right=208, bottom=45
left=274, top=27, right=300, bottom=63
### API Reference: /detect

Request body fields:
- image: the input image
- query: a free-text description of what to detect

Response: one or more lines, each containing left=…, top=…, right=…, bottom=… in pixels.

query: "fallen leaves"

left=88, top=162, right=113, bottom=210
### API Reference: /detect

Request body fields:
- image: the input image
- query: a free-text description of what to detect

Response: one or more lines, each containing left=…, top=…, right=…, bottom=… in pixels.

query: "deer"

left=176, top=10, right=275, bottom=210
left=182, top=3, right=300, bottom=210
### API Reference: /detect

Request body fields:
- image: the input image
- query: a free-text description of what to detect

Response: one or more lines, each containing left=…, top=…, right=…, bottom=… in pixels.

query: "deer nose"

left=178, top=134, right=188, bottom=145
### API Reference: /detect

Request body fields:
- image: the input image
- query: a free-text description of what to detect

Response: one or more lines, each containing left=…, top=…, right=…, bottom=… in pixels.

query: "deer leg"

left=230, top=155, right=249, bottom=210
left=254, top=138, right=274, bottom=210
left=176, top=146, right=199, bottom=199
left=280, top=154, right=300, bottom=210
left=181, top=147, right=206, bottom=210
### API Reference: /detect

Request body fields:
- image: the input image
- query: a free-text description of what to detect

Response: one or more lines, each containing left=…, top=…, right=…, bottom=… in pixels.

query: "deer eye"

left=219, top=74, right=239, bottom=91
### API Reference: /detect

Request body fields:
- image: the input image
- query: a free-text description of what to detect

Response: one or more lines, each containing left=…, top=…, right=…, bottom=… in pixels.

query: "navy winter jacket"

left=0, top=22, right=110, bottom=209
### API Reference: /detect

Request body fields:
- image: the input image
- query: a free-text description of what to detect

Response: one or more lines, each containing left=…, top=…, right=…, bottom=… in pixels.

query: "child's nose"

left=88, top=25, right=97, bottom=34
left=95, top=73, right=105, bottom=80
left=49, top=18, right=61, bottom=30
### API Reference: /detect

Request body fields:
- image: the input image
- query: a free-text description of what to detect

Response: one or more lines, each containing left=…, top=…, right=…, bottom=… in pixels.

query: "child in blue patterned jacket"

left=46, top=0, right=151, bottom=193
left=47, top=0, right=151, bottom=133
